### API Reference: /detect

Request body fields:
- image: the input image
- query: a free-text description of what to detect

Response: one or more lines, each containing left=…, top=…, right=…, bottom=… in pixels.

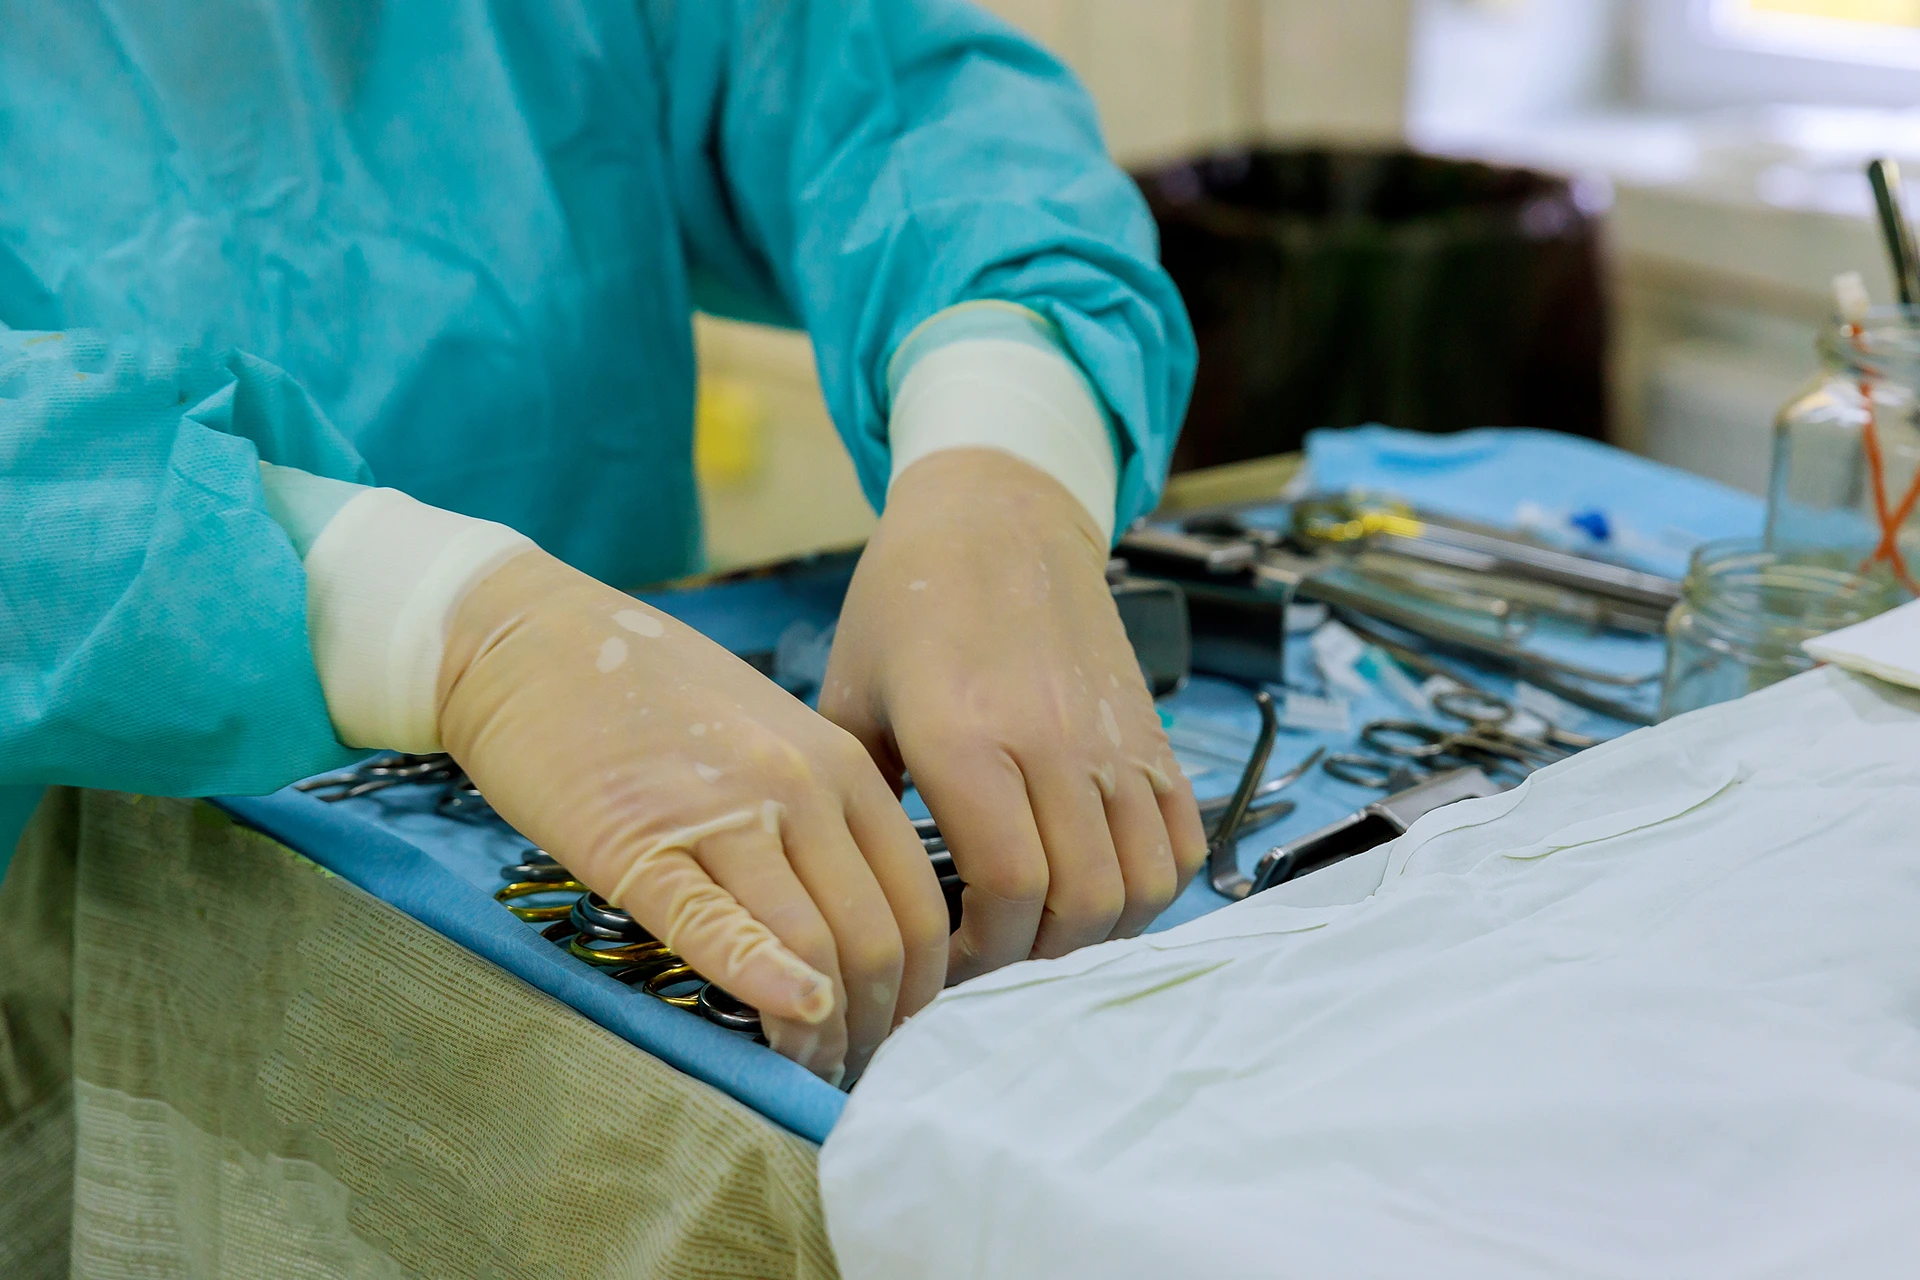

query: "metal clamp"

left=1205, top=693, right=1325, bottom=900
left=1248, top=767, right=1502, bottom=895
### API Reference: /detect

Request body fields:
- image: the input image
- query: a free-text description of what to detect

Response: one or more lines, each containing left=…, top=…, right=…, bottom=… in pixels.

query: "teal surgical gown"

left=0, top=0, right=1196, bottom=869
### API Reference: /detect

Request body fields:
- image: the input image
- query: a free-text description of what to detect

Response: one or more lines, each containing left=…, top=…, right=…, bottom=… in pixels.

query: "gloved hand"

left=436, top=550, right=949, bottom=1083
left=821, top=448, right=1208, bottom=983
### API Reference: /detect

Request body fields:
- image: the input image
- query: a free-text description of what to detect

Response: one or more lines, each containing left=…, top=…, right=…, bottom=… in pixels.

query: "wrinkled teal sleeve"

left=645, top=0, right=1197, bottom=530
left=259, top=462, right=370, bottom=558
left=0, top=332, right=372, bottom=871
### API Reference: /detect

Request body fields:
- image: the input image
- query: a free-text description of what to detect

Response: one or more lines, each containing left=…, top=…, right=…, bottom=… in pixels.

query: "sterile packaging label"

left=1281, top=691, right=1352, bottom=734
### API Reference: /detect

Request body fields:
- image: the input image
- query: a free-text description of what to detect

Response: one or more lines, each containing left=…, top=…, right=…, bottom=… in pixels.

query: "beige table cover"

left=0, top=788, right=838, bottom=1279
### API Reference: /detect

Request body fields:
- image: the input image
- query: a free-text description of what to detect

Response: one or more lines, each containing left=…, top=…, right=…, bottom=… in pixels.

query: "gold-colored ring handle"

left=642, top=963, right=706, bottom=1009
left=568, top=936, right=673, bottom=968
left=494, top=879, right=587, bottom=922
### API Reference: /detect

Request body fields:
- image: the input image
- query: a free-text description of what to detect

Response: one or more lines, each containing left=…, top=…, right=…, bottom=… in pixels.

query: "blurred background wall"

left=696, top=0, right=1920, bottom=569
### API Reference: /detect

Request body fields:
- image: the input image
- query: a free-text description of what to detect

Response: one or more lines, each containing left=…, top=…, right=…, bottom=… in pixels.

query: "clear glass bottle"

left=1659, top=539, right=1898, bottom=721
left=1766, top=306, right=1920, bottom=596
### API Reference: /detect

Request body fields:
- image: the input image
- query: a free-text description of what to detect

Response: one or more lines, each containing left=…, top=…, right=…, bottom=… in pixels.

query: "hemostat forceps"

left=1206, top=690, right=1325, bottom=900
left=294, top=753, right=462, bottom=801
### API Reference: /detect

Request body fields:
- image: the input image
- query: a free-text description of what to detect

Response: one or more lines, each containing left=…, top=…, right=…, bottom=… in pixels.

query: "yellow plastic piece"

left=694, top=377, right=766, bottom=488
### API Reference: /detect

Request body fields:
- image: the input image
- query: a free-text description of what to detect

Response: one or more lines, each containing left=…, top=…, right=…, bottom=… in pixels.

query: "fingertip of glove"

left=760, top=951, right=836, bottom=1025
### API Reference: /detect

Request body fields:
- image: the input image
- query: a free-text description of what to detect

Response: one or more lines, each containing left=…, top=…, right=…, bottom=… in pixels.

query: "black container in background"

left=1137, top=148, right=1609, bottom=472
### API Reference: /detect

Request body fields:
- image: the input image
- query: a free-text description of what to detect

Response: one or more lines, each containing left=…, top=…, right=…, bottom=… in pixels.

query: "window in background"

left=1405, top=0, right=1920, bottom=493
left=1705, top=0, right=1920, bottom=68
left=1641, top=0, right=1920, bottom=106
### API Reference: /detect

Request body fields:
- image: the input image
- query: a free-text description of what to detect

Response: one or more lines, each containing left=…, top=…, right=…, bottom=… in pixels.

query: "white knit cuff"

left=886, top=338, right=1121, bottom=543
left=302, top=488, right=535, bottom=751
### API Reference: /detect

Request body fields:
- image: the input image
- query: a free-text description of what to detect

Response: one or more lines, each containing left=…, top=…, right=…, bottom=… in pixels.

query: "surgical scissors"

left=498, top=869, right=768, bottom=1039
left=1321, top=752, right=1428, bottom=793
left=298, top=750, right=503, bottom=825
left=1323, top=685, right=1594, bottom=791
left=295, top=752, right=462, bottom=801
left=1361, top=718, right=1556, bottom=774
left=435, top=773, right=497, bottom=823
left=1323, top=719, right=1538, bottom=791
left=1427, top=687, right=1598, bottom=753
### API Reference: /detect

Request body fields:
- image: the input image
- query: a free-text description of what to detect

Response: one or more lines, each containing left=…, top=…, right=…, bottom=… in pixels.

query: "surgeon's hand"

left=436, top=551, right=949, bottom=1083
left=821, top=448, right=1208, bottom=984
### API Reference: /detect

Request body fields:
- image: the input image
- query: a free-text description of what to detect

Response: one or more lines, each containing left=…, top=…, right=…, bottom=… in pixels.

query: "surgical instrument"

left=501, top=847, right=577, bottom=884
left=1116, top=520, right=1668, bottom=707
left=1322, top=678, right=1596, bottom=792
left=1249, top=767, right=1503, bottom=894
left=1200, top=786, right=1294, bottom=838
left=1121, top=524, right=1259, bottom=574
left=698, top=984, right=764, bottom=1036
left=1205, top=691, right=1327, bottom=900
left=1428, top=686, right=1598, bottom=752
left=913, top=697, right=1313, bottom=915
left=1114, top=525, right=1291, bottom=684
left=495, top=878, right=588, bottom=923
left=571, top=931, right=674, bottom=970
left=295, top=753, right=462, bottom=801
left=528, top=881, right=766, bottom=1039
left=1291, top=496, right=1682, bottom=616
left=1206, top=688, right=1276, bottom=900
left=1868, top=158, right=1920, bottom=306
left=1107, top=571, right=1194, bottom=697
left=436, top=774, right=497, bottom=824
left=1332, top=606, right=1656, bottom=727
left=1279, top=559, right=1660, bottom=690
left=1324, top=708, right=1568, bottom=793
left=296, top=750, right=517, bottom=819
left=1322, top=751, right=1428, bottom=792
left=1346, top=548, right=1669, bottom=635
left=638, top=964, right=706, bottom=1009
left=1362, top=718, right=1560, bottom=774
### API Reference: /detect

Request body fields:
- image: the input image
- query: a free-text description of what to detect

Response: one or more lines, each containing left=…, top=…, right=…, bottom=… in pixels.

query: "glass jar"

left=1766, top=306, right=1920, bottom=596
left=1659, top=539, right=1898, bottom=721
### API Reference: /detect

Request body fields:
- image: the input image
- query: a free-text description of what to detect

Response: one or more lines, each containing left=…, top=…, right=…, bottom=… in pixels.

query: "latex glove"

left=821, top=449, right=1208, bottom=983
left=437, top=550, right=949, bottom=1082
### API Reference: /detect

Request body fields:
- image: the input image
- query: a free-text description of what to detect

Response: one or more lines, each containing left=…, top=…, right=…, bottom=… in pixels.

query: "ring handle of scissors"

left=1460, top=728, right=1564, bottom=766
left=572, top=934, right=674, bottom=968
left=363, top=753, right=455, bottom=780
left=1431, top=689, right=1603, bottom=760
left=1359, top=720, right=1454, bottom=760
left=642, top=963, right=709, bottom=1008
left=1431, top=688, right=1513, bottom=728
left=1542, top=723, right=1602, bottom=752
left=293, top=770, right=400, bottom=801
left=573, top=891, right=655, bottom=939
left=1322, top=752, right=1404, bottom=790
left=293, top=768, right=364, bottom=794
left=698, top=984, right=763, bottom=1034
left=494, top=878, right=589, bottom=922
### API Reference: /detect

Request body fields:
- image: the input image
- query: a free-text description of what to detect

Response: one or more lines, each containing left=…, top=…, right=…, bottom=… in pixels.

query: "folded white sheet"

left=821, top=667, right=1920, bottom=1280
left=1805, top=598, right=1920, bottom=691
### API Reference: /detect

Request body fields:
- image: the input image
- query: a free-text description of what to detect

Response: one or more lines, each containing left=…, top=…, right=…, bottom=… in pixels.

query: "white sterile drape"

left=822, top=667, right=1920, bottom=1280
